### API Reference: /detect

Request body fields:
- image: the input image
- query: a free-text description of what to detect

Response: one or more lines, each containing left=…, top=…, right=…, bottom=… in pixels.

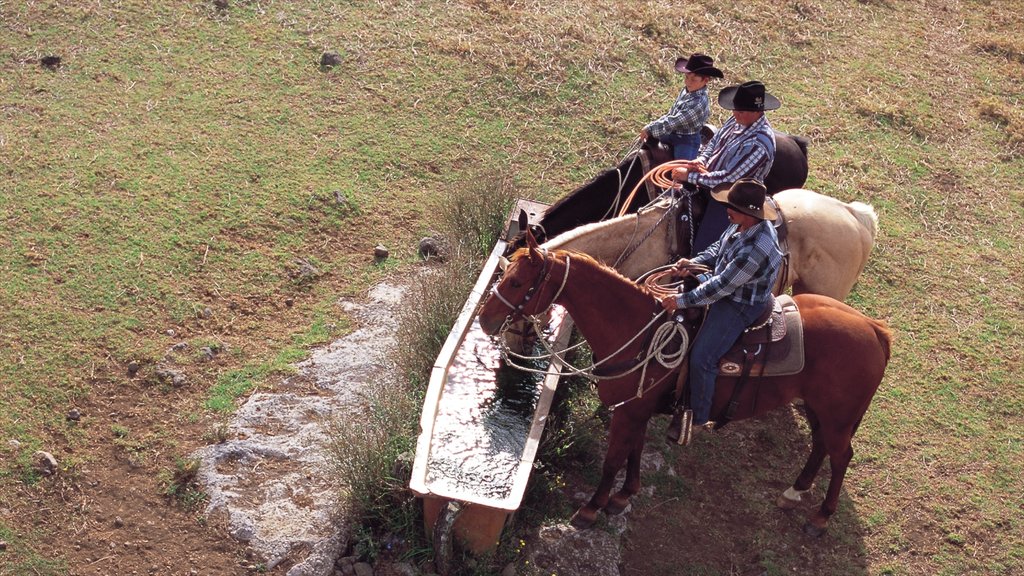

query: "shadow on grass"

left=622, top=406, right=871, bottom=576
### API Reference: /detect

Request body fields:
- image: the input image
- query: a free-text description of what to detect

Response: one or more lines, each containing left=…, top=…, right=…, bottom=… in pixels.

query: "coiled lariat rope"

left=616, top=160, right=705, bottom=218
left=642, top=263, right=710, bottom=300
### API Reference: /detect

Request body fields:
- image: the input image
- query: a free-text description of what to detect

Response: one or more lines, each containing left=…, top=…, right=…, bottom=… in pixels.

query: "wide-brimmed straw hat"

left=674, top=53, right=724, bottom=79
left=718, top=80, right=781, bottom=111
left=711, top=179, right=777, bottom=220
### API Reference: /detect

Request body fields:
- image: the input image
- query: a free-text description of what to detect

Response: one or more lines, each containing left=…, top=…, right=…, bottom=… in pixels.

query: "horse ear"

left=517, top=209, right=529, bottom=235
left=498, top=256, right=510, bottom=271
left=525, top=226, right=543, bottom=262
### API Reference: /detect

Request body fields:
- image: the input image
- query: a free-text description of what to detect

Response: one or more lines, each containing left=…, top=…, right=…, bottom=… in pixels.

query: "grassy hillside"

left=1, top=0, right=1022, bottom=574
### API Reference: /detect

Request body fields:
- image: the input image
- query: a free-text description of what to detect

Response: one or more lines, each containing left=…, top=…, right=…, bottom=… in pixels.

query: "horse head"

left=479, top=229, right=559, bottom=336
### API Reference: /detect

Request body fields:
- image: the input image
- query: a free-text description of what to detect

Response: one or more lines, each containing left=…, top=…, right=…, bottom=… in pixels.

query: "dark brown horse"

left=530, top=131, right=809, bottom=243
left=478, top=234, right=891, bottom=536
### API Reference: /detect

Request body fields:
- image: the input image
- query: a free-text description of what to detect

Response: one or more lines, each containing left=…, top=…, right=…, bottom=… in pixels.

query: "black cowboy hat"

left=718, top=80, right=781, bottom=111
left=711, top=179, right=777, bottom=220
left=674, top=53, right=724, bottom=79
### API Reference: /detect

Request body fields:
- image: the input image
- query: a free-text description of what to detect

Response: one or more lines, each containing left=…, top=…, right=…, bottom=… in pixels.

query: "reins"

left=492, top=252, right=693, bottom=407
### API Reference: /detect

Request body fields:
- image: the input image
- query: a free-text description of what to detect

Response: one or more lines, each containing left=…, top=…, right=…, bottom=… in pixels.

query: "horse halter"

left=490, top=248, right=571, bottom=321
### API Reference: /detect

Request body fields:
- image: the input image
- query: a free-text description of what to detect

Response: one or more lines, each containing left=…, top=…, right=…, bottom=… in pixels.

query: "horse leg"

left=606, top=421, right=648, bottom=515
left=570, top=413, right=639, bottom=529
left=777, top=408, right=825, bottom=511
left=804, top=441, right=854, bottom=537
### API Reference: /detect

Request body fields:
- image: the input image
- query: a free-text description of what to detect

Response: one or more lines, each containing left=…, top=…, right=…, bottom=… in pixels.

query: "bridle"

left=488, top=249, right=692, bottom=409
left=489, top=248, right=571, bottom=321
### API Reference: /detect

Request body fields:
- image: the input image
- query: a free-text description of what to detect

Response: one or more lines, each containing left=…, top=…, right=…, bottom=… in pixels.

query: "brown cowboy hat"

left=718, top=80, right=781, bottom=111
left=711, top=179, right=777, bottom=220
left=674, top=53, right=724, bottom=79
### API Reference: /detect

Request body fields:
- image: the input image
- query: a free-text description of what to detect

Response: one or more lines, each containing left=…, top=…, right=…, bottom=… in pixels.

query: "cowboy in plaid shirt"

left=661, top=180, right=783, bottom=438
left=672, top=80, right=780, bottom=253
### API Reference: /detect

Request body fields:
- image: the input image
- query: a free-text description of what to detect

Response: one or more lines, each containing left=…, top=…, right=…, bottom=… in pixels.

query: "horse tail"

left=790, top=134, right=810, bottom=160
left=848, top=201, right=879, bottom=243
left=871, top=319, right=894, bottom=363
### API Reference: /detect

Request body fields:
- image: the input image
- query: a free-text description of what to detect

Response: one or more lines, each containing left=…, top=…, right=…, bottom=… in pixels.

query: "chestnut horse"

left=544, top=188, right=877, bottom=300
left=478, top=236, right=891, bottom=536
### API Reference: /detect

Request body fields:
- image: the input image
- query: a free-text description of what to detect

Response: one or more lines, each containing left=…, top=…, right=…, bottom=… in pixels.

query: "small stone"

left=0, top=540, right=7, bottom=551
left=171, top=342, right=188, bottom=352
left=166, top=329, right=175, bottom=337
left=127, top=361, right=141, bottom=376
left=7, top=439, right=19, bottom=449
left=417, top=237, right=444, bottom=260
left=33, top=451, right=58, bottom=476
left=114, top=516, right=124, bottom=528
left=154, top=368, right=187, bottom=388
left=320, top=51, right=342, bottom=67
left=285, top=298, right=294, bottom=307
left=200, top=347, right=216, bottom=361
left=288, top=258, right=322, bottom=283
left=213, top=0, right=229, bottom=10
left=66, top=409, right=81, bottom=422
left=373, top=245, right=389, bottom=260
left=201, top=307, right=213, bottom=318
left=353, top=563, right=373, bottom=576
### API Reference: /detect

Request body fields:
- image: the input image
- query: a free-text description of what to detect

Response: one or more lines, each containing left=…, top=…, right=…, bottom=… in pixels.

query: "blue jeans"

left=692, top=198, right=729, bottom=254
left=656, top=132, right=701, bottom=160
left=689, top=297, right=770, bottom=424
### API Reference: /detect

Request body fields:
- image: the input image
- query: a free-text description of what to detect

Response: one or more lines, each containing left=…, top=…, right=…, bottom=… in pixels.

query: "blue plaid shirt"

left=687, top=115, right=776, bottom=189
left=675, top=219, right=782, bottom=307
left=645, top=86, right=710, bottom=140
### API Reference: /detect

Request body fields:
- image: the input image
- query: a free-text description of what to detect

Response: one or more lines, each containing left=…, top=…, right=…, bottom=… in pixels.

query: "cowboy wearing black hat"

left=640, top=52, right=724, bottom=160
left=671, top=80, right=781, bottom=253
left=660, top=179, right=783, bottom=444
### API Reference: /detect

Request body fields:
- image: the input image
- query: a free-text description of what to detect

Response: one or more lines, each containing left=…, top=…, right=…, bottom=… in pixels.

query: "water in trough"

left=424, top=307, right=567, bottom=501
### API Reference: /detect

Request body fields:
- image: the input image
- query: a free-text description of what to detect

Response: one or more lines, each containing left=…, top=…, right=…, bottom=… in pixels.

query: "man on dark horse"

left=659, top=179, right=784, bottom=443
left=639, top=53, right=724, bottom=161
left=670, top=80, right=781, bottom=253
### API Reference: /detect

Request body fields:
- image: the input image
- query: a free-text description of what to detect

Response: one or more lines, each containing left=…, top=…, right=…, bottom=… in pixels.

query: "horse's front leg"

left=570, top=412, right=639, bottom=529
left=605, top=420, right=649, bottom=515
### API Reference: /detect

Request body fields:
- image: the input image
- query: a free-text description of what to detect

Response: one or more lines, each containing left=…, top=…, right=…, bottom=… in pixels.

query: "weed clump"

left=328, top=172, right=515, bottom=568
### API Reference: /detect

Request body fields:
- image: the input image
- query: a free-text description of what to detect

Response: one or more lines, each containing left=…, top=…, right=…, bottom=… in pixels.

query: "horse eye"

left=508, top=279, right=522, bottom=289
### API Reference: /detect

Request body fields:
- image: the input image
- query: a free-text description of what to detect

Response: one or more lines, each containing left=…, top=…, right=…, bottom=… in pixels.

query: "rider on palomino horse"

left=670, top=80, right=781, bottom=253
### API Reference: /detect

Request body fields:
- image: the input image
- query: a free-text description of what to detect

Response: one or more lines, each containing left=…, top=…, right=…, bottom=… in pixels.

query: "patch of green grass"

left=158, top=457, right=207, bottom=510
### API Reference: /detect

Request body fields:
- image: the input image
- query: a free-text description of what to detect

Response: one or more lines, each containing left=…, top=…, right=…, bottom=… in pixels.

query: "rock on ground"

left=194, top=283, right=405, bottom=575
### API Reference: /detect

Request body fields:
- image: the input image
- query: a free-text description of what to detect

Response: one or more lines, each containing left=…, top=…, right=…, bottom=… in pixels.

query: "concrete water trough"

left=409, top=200, right=574, bottom=557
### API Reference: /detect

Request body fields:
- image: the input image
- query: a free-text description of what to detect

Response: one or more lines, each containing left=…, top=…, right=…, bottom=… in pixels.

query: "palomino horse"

left=545, top=188, right=877, bottom=301
left=478, top=235, right=892, bottom=536
left=532, top=131, right=809, bottom=242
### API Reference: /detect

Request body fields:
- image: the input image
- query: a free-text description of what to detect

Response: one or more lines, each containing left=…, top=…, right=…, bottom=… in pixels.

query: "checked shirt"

left=687, top=115, right=776, bottom=190
left=644, top=86, right=710, bottom=140
left=676, top=219, right=783, bottom=308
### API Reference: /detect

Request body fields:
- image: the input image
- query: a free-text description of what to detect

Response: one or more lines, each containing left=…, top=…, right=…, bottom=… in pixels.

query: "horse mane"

left=540, top=219, right=614, bottom=248
left=508, top=246, right=654, bottom=299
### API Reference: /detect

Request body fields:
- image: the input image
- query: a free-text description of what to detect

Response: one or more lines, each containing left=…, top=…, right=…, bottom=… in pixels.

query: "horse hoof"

left=604, top=496, right=629, bottom=516
left=776, top=495, right=799, bottom=510
left=570, top=510, right=597, bottom=530
left=802, top=522, right=827, bottom=538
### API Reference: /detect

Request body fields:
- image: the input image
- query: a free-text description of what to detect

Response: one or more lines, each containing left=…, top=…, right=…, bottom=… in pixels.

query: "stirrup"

left=677, top=409, right=694, bottom=446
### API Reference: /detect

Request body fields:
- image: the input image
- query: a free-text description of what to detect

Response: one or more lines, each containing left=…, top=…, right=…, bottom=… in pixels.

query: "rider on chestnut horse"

left=659, top=179, right=783, bottom=442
